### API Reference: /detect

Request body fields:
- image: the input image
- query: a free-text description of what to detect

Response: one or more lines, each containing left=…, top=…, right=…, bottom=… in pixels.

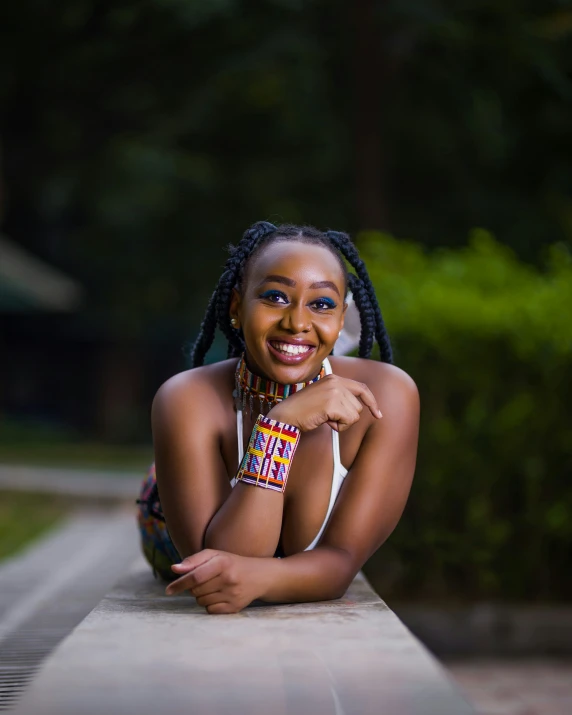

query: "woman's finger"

left=206, top=602, right=235, bottom=615
left=166, top=555, right=223, bottom=595
left=191, top=576, right=224, bottom=598
left=337, top=409, right=361, bottom=432
left=326, top=403, right=360, bottom=432
left=196, top=591, right=226, bottom=608
left=170, top=549, right=218, bottom=574
left=347, top=381, right=382, bottom=418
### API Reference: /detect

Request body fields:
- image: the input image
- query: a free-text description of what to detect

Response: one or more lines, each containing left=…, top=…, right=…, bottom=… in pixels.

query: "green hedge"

left=360, top=231, right=572, bottom=601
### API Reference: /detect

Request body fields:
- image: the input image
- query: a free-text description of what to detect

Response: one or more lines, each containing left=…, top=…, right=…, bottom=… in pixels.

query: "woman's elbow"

left=319, top=546, right=358, bottom=599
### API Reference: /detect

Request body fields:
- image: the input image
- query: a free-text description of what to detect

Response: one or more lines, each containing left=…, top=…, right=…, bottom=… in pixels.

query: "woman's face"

left=230, top=241, right=347, bottom=383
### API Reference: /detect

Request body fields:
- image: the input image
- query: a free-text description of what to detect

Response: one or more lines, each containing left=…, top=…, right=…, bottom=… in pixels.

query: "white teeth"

left=271, top=342, right=311, bottom=356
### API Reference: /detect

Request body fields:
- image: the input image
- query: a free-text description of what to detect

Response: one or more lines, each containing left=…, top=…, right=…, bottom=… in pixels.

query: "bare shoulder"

left=329, top=356, right=419, bottom=412
left=152, top=359, right=237, bottom=426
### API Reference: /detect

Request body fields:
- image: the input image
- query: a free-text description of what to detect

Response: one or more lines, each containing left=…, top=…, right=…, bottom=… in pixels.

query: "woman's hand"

left=165, top=549, right=266, bottom=614
left=267, top=373, right=382, bottom=433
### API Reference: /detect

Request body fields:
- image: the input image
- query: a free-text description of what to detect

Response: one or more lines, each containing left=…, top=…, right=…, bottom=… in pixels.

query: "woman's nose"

left=280, top=304, right=311, bottom=333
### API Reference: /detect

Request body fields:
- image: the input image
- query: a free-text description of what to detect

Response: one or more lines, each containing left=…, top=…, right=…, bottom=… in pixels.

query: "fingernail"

left=377, top=410, right=383, bottom=418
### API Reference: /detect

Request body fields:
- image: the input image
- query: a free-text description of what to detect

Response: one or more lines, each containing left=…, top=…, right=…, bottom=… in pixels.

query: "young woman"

left=137, top=221, right=419, bottom=614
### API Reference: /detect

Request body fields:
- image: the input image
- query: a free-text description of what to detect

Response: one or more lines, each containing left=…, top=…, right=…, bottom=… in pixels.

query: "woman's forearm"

left=205, top=414, right=299, bottom=557
left=253, top=546, right=356, bottom=603
left=204, top=482, right=283, bottom=557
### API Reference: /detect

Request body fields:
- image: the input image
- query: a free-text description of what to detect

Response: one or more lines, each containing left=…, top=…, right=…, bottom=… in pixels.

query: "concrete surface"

left=0, top=509, right=140, bottom=642
left=0, top=509, right=141, bottom=712
left=13, top=557, right=473, bottom=715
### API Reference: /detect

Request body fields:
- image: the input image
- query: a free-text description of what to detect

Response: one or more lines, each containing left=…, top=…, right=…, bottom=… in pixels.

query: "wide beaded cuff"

left=235, top=414, right=301, bottom=493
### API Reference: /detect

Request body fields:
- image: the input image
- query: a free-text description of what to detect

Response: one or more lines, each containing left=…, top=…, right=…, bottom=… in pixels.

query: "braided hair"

left=190, top=221, right=393, bottom=367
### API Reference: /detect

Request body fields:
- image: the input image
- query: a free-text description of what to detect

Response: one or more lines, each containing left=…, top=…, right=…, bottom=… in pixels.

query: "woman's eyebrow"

left=310, top=280, right=340, bottom=297
left=259, top=274, right=296, bottom=287
left=259, top=275, right=340, bottom=297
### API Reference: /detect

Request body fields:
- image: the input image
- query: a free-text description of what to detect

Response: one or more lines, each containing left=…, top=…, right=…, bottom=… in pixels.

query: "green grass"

left=0, top=491, right=71, bottom=562
left=0, top=443, right=153, bottom=472
left=0, top=421, right=153, bottom=472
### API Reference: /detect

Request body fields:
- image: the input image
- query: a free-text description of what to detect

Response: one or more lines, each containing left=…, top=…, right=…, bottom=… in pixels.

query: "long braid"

left=347, top=274, right=375, bottom=359
left=326, top=230, right=393, bottom=363
left=215, top=221, right=277, bottom=360
left=216, top=267, right=244, bottom=359
left=190, top=288, right=219, bottom=367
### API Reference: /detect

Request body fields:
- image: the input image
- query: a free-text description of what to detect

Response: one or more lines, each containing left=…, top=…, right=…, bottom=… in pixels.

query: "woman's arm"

left=204, top=482, right=285, bottom=557
left=261, top=366, right=419, bottom=601
left=152, top=370, right=231, bottom=556
left=152, top=368, right=286, bottom=558
left=166, top=364, right=420, bottom=611
left=154, top=364, right=385, bottom=560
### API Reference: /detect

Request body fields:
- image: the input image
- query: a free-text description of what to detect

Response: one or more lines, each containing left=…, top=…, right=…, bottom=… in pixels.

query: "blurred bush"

left=361, top=231, right=572, bottom=601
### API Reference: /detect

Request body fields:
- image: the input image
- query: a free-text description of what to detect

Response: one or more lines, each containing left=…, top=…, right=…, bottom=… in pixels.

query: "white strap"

left=304, top=357, right=347, bottom=551
left=322, top=359, right=343, bottom=473
left=230, top=408, right=244, bottom=488
left=237, top=408, right=244, bottom=463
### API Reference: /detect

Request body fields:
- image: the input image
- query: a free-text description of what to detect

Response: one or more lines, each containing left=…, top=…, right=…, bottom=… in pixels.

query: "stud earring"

left=231, top=318, right=238, bottom=328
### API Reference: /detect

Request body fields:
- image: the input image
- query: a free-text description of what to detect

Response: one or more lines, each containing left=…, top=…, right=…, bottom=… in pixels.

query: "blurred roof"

left=0, top=235, right=83, bottom=311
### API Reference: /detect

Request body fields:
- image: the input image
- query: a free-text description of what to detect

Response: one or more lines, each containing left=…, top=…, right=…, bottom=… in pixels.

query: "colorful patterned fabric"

left=136, top=463, right=181, bottom=581
left=235, top=354, right=326, bottom=416
left=235, top=414, right=301, bottom=492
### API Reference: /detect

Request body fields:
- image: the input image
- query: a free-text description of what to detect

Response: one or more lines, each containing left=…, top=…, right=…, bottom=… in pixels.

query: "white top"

left=230, top=357, right=348, bottom=551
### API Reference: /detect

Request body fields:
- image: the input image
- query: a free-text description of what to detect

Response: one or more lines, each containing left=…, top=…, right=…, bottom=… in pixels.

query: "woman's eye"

left=259, top=290, right=288, bottom=304
left=313, top=298, right=337, bottom=311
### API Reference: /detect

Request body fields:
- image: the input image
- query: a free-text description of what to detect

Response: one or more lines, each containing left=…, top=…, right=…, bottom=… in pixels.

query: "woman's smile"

left=232, top=241, right=347, bottom=383
left=267, top=339, right=317, bottom=365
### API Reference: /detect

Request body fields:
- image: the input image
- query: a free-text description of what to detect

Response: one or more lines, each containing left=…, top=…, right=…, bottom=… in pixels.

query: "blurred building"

left=0, top=236, right=169, bottom=443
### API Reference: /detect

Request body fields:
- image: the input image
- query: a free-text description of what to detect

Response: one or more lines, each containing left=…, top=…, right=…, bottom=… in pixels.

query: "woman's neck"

left=235, top=353, right=326, bottom=417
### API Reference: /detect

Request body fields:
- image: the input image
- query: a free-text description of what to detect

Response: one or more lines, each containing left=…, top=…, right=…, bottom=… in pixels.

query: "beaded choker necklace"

left=234, top=354, right=326, bottom=416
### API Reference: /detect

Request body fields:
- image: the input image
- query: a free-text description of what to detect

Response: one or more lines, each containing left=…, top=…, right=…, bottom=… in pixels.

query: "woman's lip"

left=268, top=338, right=316, bottom=346
left=267, top=341, right=316, bottom=364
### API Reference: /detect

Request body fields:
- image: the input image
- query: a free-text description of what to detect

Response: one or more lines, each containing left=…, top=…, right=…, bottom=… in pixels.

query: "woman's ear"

left=229, top=287, right=242, bottom=330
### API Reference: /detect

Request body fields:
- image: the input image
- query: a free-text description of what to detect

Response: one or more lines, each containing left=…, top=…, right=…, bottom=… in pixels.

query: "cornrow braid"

left=325, top=230, right=393, bottom=363
left=190, top=221, right=393, bottom=367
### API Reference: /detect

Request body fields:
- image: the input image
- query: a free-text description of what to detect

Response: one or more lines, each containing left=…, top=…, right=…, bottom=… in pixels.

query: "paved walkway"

left=0, top=464, right=141, bottom=499
left=447, top=659, right=572, bottom=715
left=0, top=508, right=140, bottom=711
left=2, top=464, right=569, bottom=714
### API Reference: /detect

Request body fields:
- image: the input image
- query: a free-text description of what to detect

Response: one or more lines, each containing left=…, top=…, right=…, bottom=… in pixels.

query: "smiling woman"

left=137, top=222, right=420, bottom=613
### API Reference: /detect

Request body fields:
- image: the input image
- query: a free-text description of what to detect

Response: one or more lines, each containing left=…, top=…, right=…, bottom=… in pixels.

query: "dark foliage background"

left=1, top=0, right=571, bottom=600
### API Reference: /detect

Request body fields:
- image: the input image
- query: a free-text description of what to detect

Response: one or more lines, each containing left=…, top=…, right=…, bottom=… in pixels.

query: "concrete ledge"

left=14, top=556, right=474, bottom=715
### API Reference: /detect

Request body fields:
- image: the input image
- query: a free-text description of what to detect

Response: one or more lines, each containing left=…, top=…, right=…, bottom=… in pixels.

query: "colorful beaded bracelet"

left=235, top=414, right=301, bottom=493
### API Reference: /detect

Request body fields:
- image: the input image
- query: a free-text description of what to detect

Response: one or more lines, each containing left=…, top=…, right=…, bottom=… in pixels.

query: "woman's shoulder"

left=152, top=358, right=238, bottom=422
left=328, top=355, right=419, bottom=406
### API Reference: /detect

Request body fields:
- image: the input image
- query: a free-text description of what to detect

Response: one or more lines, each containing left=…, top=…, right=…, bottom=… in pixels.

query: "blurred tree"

left=382, top=0, right=572, bottom=255
left=0, top=0, right=570, bottom=335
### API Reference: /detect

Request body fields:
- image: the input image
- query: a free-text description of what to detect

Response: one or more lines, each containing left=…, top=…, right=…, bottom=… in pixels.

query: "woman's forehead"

left=246, top=241, right=345, bottom=286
